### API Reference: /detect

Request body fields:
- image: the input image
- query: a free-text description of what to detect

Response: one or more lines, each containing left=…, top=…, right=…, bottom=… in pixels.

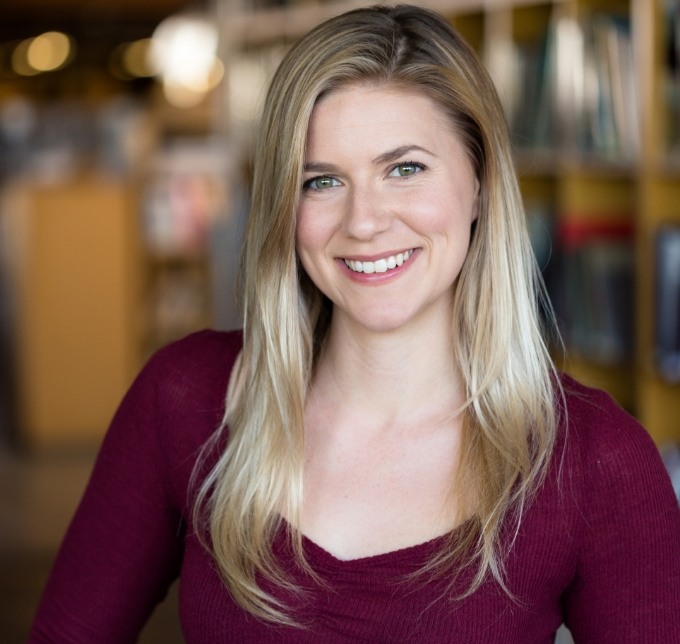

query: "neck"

left=311, top=314, right=464, bottom=429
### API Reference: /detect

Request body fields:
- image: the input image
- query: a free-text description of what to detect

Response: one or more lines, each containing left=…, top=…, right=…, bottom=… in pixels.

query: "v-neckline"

left=278, top=516, right=475, bottom=571
left=300, top=530, right=451, bottom=567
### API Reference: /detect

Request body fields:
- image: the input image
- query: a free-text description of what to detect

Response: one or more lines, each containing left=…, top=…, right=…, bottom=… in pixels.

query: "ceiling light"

left=27, top=31, right=74, bottom=72
left=148, top=13, right=220, bottom=108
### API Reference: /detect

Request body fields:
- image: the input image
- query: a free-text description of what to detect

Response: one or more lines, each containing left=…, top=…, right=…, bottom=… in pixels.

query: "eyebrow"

left=302, top=144, right=434, bottom=174
left=372, top=144, right=433, bottom=165
left=303, top=161, right=339, bottom=174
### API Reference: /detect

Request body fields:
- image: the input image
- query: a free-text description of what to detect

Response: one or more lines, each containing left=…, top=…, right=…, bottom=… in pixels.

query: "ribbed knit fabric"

left=28, top=330, right=680, bottom=643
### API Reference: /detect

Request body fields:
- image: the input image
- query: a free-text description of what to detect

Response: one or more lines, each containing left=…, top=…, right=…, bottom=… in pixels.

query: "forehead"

left=306, top=83, right=458, bottom=151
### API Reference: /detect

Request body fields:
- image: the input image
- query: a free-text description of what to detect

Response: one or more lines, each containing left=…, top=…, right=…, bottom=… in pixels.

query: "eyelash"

left=388, top=161, right=426, bottom=177
left=301, top=160, right=427, bottom=191
left=302, top=176, right=338, bottom=191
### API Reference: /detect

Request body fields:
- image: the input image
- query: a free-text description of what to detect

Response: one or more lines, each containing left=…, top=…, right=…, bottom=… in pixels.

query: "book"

left=655, top=226, right=680, bottom=381
left=553, top=9, right=639, bottom=159
left=555, top=218, right=635, bottom=364
left=585, top=11, right=639, bottom=159
left=508, top=25, right=556, bottom=151
left=665, top=0, right=680, bottom=156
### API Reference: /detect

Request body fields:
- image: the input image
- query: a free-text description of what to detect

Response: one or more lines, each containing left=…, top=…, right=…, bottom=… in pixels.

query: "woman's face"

left=296, top=84, right=479, bottom=337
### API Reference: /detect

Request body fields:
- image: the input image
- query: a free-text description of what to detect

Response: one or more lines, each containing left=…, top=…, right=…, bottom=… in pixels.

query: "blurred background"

left=0, top=0, right=679, bottom=641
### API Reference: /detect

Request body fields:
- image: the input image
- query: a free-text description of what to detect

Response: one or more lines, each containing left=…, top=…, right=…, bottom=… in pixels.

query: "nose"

left=342, top=184, right=391, bottom=240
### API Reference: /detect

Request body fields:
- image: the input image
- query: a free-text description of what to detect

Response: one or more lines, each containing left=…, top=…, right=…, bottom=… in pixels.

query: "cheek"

left=435, top=182, right=478, bottom=231
left=295, top=206, right=316, bottom=255
left=406, top=194, right=470, bottom=236
left=407, top=194, right=476, bottom=273
left=295, top=206, right=330, bottom=278
left=295, top=208, right=338, bottom=300
left=296, top=200, right=341, bottom=251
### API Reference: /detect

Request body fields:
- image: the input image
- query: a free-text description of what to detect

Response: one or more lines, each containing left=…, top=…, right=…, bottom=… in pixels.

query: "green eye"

left=304, top=176, right=339, bottom=190
left=389, top=162, right=424, bottom=178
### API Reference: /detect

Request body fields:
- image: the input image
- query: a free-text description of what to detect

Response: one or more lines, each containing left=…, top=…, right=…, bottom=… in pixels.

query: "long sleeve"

left=28, top=330, right=240, bottom=643
left=562, top=386, right=680, bottom=642
left=27, top=353, right=680, bottom=643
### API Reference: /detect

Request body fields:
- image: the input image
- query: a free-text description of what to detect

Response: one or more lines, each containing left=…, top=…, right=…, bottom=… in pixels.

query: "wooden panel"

left=635, top=174, right=680, bottom=444
left=12, top=177, right=140, bottom=450
left=638, top=376, right=680, bottom=446
left=512, top=3, right=553, bottom=43
left=558, top=171, right=635, bottom=216
left=558, top=354, right=636, bottom=412
left=451, top=12, right=485, bottom=55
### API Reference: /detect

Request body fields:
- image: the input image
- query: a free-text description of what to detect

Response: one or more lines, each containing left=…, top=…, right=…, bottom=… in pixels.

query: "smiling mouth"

left=343, top=249, right=414, bottom=274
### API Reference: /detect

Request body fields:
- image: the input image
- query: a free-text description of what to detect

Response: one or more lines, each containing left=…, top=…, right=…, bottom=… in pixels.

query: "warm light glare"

left=12, top=31, right=73, bottom=76
left=110, top=38, right=154, bottom=80
left=162, top=83, right=206, bottom=109
left=27, top=32, right=72, bottom=71
left=162, top=58, right=224, bottom=108
left=122, top=39, right=154, bottom=78
left=11, top=39, right=40, bottom=76
left=149, top=13, right=221, bottom=108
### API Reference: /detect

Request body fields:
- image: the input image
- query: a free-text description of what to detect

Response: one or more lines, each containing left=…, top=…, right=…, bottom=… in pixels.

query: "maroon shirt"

left=29, top=330, right=680, bottom=642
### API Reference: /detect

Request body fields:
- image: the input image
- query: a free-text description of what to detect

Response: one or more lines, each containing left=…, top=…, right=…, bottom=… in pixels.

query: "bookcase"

left=218, top=0, right=680, bottom=446
left=136, top=111, right=227, bottom=359
left=101, top=90, right=230, bottom=363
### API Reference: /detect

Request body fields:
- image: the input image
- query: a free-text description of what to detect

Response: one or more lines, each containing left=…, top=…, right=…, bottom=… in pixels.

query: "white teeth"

left=344, top=249, right=413, bottom=274
left=374, top=259, right=387, bottom=273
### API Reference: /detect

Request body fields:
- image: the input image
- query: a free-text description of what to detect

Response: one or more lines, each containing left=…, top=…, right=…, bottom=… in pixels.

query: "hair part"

left=194, top=3, right=560, bottom=624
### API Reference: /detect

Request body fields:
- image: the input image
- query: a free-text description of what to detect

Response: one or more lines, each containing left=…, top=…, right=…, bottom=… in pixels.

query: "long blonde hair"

left=194, top=3, right=560, bottom=624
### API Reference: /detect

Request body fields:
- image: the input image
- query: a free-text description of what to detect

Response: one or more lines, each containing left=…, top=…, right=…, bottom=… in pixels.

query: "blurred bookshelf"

left=0, top=0, right=231, bottom=449
left=451, top=0, right=679, bottom=447
left=0, top=92, right=237, bottom=448
left=219, top=0, right=680, bottom=446
left=1, top=0, right=680, bottom=448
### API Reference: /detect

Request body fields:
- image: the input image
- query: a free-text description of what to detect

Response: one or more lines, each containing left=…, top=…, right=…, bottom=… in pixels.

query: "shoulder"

left=146, top=328, right=243, bottom=385
left=121, top=329, right=243, bottom=502
left=140, top=327, right=243, bottom=435
left=558, top=373, right=661, bottom=477
left=556, top=372, right=680, bottom=547
left=555, top=381, right=680, bottom=637
left=129, top=328, right=242, bottom=414
left=537, top=373, right=675, bottom=549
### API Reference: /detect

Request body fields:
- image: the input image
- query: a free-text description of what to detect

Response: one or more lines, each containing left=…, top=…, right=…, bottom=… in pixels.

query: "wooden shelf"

left=212, top=0, right=680, bottom=444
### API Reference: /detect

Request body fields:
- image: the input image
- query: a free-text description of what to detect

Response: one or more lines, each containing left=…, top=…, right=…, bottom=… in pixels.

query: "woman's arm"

left=563, top=389, right=680, bottom=642
left=27, top=330, right=238, bottom=642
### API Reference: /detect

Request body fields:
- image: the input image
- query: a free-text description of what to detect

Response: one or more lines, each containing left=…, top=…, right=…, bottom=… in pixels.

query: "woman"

left=29, top=5, right=680, bottom=642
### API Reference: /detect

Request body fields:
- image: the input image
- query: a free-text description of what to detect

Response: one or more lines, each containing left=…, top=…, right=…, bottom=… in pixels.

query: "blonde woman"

left=30, top=5, right=680, bottom=642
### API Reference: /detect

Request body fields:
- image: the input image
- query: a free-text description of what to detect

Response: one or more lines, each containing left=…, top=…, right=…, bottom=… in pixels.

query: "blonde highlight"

left=194, top=4, right=561, bottom=624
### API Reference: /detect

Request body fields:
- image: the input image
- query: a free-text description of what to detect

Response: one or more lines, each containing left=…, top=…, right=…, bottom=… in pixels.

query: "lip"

left=337, top=248, right=419, bottom=283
